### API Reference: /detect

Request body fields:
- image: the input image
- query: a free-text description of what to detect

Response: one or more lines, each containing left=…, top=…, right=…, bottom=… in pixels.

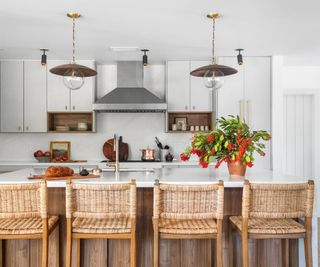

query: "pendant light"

left=50, top=12, right=97, bottom=90
left=236, top=49, right=244, bottom=65
left=40, top=49, right=48, bottom=66
left=190, top=13, right=238, bottom=90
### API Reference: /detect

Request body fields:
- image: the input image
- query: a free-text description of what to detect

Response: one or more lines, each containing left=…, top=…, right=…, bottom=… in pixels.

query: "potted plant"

left=180, top=116, right=271, bottom=176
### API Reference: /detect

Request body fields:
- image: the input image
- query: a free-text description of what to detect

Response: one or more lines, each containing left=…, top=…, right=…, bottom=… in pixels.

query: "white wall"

left=272, top=58, right=319, bottom=266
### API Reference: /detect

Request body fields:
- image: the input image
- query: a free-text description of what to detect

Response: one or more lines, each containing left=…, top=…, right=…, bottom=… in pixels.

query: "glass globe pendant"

left=49, top=13, right=97, bottom=90
left=203, top=69, right=224, bottom=90
left=190, top=13, right=237, bottom=89
left=63, top=69, right=84, bottom=90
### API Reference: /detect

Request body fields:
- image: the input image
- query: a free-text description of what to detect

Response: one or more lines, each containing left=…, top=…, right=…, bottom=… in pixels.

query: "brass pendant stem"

left=72, top=17, right=76, bottom=64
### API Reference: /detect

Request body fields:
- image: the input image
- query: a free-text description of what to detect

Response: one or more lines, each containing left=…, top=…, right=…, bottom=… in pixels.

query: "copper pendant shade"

left=190, top=64, right=237, bottom=77
left=190, top=13, right=237, bottom=78
left=50, top=12, right=97, bottom=79
left=50, top=63, right=97, bottom=77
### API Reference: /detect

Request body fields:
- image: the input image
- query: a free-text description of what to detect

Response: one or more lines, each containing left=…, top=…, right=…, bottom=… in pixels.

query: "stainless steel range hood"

left=93, top=61, right=167, bottom=112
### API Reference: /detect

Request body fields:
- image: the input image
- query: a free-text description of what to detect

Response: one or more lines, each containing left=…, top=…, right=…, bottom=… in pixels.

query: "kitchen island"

left=0, top=167, right=308, bottom=267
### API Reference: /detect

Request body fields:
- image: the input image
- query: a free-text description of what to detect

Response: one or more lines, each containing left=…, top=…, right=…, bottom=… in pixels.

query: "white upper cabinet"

left=190, top=61, right=212, bottom=112
left=24, top=61, right=47, bottom=132
left=216, top=57, right=244, bottom=119
left=0, top=61, right=24, bottom=132
left=47, top=60, right=70, bottom=112
left=70, top=60, right=96, bottom=112
left=167, top=61, right=190, bottom=112
left=47, top=60, right=96, bottom=112
left=167, top=61, right=213, bottom=112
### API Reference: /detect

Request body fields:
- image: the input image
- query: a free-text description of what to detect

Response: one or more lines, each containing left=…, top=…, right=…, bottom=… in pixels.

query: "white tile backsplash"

left=0, top=113, right=192, bottom=161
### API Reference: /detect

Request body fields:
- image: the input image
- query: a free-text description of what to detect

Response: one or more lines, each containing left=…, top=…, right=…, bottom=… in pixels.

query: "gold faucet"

left=106, top=134, right=120, bottom=174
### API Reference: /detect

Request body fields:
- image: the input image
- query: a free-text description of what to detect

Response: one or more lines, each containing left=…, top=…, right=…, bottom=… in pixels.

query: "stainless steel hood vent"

left=93, top=61, right=167, bottom=112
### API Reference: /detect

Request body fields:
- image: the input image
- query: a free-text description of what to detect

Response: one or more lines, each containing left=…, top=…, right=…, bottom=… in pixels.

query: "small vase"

left=227, top=161, right=247, bottom=177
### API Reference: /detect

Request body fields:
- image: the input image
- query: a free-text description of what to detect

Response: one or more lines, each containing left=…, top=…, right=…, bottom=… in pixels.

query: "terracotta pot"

left=227, top=161, right=247, bottom=176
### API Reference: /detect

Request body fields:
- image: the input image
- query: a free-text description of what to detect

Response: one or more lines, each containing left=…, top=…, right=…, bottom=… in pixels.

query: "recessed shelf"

left=47, top=112, right=95, bottom=133
left=166, top=112, right=214, bottom=133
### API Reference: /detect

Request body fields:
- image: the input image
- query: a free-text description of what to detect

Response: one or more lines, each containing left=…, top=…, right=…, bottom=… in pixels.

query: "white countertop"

left=0, top=167, right=305, bottom=188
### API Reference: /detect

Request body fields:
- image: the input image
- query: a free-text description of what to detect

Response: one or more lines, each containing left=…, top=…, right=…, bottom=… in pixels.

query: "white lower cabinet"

left=24, top=61, right=47, bottom=132
left=0, top=61, right=24, bottom=132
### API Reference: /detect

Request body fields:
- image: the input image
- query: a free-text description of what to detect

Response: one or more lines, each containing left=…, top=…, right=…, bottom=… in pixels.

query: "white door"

left=24, top=61, right=47, bottom=132
left=167, top=61, right=190, bottom=112
left=70, top=60, right=95, bottom=112
left=0, top=61, right=24, bottom=132
left=190, top=61, right=212, bottom=112
left=244, top=57, right=271, bottom=131
left=216, top=57, right=244, bottom=119
left=47, top=60, right=70, bottom=112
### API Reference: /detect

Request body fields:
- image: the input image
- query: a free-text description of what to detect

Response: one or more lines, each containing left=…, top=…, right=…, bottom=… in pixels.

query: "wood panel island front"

left=0, top=167, right=309, bottom=267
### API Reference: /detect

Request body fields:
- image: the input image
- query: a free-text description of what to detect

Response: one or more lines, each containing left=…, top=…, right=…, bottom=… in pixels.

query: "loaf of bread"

left=45, top=166, right=74, bottom=177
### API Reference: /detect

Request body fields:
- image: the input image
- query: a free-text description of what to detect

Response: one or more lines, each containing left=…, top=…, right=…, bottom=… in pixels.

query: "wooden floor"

left=0, top=188, right=299, bottom=267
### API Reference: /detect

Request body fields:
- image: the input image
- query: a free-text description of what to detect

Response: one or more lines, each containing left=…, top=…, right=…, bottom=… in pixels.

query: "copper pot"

left=227, top=161, right=247, bottom=176
left=140, top=148, right=156, bottom=161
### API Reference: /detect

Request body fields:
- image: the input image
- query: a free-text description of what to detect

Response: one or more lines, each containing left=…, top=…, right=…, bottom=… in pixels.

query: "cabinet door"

left=167, top=61, right=190, bottom=112
left=244, top=57, right=271, bottom=131
left=0, top=61, right=24, bottom=132
left=190, top=61, right=212, bottom=112
left=244, top=57, right=271, bottom=169
left=216, top=57, right=244, bottom=119
left=70, top=60, right=95, bottom=112
left=24, top=61, right=47, bottom=132
left=47, top=60, right=70, bottom=112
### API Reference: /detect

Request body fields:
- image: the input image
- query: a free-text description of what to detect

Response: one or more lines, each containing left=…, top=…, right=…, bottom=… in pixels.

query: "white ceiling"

left=0, top=0, right=320, bottom=65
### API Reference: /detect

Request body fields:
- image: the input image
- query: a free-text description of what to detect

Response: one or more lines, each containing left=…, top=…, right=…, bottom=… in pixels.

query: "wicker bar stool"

left=65, top=179, right=136, bottom=267
left=0, top=181, right=59, bottom=267
left=229, top=180, right=314, bottom=267
left=153, top=180, right=224, bottom=267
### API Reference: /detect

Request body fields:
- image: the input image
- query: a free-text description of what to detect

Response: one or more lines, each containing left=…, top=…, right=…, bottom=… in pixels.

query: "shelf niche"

left=167, top=112, right=214, bottom=133
left=47, top=112, right=95, bottom=133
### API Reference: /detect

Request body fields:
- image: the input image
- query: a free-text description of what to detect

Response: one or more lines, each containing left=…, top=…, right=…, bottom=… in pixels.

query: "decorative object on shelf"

left=175, top=117, right=187, bottom=131
left=49, top=12, right=97, bottom=90
left=40, top=49, right=48, bottom=66
left=77, top=122, right=88, bottom=131
left=33, top=150, right=51, bottom=162
left=180, top=115, right=271, bottom=176
left=55, top=125, right=70, bottom=132
left=190, top=13, right=238, bottom=90
left=165, top=152, right=174, bottom=162
left=141, top=49, right=149, bottom=66
left=50, top=141, right=71, bottom=161
left=236, top=49, right=244, bottom=65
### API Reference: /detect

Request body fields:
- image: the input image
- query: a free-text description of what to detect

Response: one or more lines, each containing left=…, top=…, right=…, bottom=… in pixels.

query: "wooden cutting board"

left=28, top=174, right=100, bottom=180
left=103, top=136, right=129, bottom=161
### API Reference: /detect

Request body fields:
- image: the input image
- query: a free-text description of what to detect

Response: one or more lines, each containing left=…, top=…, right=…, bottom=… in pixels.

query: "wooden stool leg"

left=228, top=224, right=234, bottom=267
left=42, top=219, right=49, bottom=267
left=281, top=239, right=289, bottom=267
left=242, top=219, right=249, bottom=267
left=304, top=217, right=312, bottom=267
left=216, top=219, right=223, bottom=267
left=0, top=239, right=3, bottom=267
left=75, top=238, right=81, bottom=267
left=130, top=231, right=136, bottom=267
left=66, top=218, right=72, bottom=267
left=153, top=220, right=159, bottom=267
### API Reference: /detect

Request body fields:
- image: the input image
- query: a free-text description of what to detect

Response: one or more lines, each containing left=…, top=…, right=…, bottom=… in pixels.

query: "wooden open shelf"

left=166, top=112, right=214, bottom=133
left=47, top=112, right=95, bottom=133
